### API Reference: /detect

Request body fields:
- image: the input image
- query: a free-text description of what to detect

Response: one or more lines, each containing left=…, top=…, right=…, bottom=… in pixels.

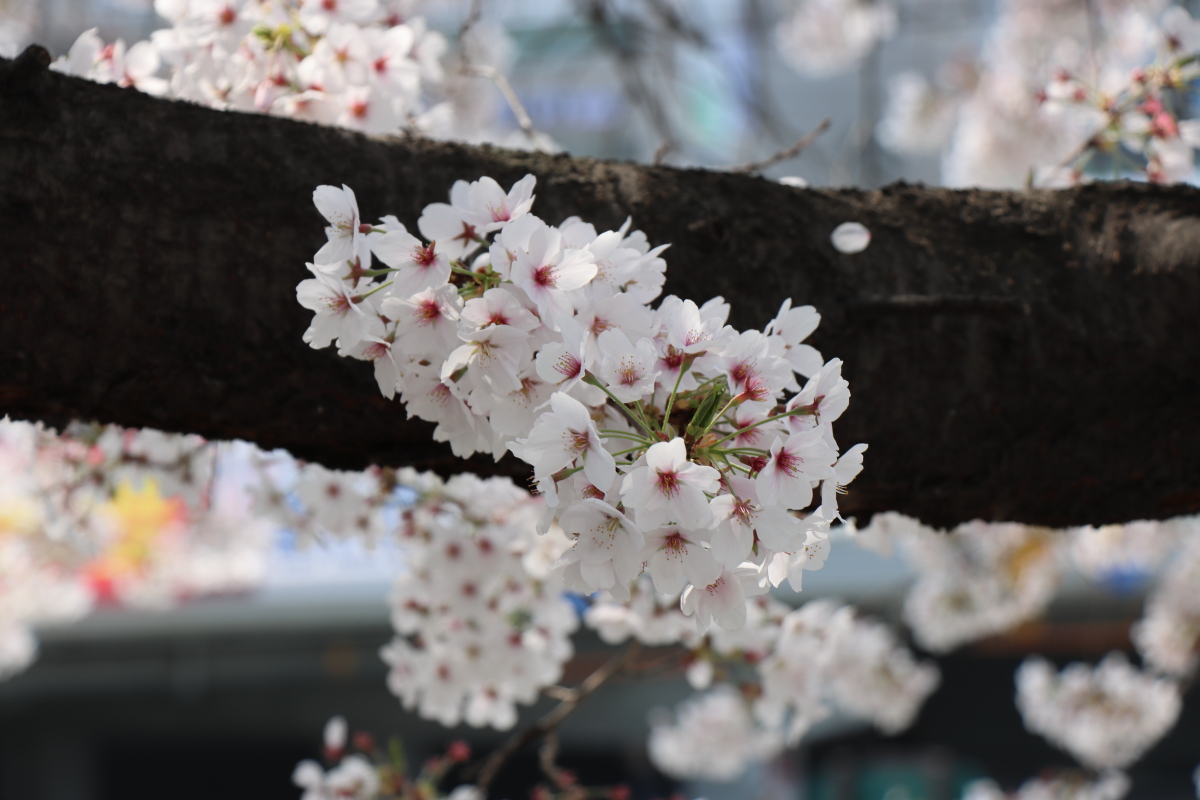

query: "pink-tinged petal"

left=710, top=523, right=753, bottom=567
left=646, top=438, right=686, bottom=473
left=650, top=549, right=687, bottom=595
left=584, top=446, right=616, bottom=493
left=551, top=248, right=599, bottom=291
left=372, top=229, right=423, bottom=267
left=835, top=442, right=868, bottom=484
left=677, top=460, right=721, bottom=494
left=767, top=551, right=790, bottom=587
left=313, top=184, right=355, bottom=228
left=548, top=391, right=590, bottom=430
left=580, top=560, right=616, bottom=590
left=684, top=547, right=722, bottom=588
left=670, top=486, right=714, bottom=529
left=753, top=506, right=803, bottom=552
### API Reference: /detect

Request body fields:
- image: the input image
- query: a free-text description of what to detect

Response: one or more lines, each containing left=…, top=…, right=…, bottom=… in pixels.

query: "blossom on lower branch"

left=1016, top=653, right=1182, bottom=770
left=643, top=599, right=939, bottom=781
left=380, top=470, right=578, bottom=731
left=296, top=173, right=867, bottom=633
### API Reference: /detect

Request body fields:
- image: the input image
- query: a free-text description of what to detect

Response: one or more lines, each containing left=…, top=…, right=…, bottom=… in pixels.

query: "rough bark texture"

left=2, top=46, right=1199, bottom=528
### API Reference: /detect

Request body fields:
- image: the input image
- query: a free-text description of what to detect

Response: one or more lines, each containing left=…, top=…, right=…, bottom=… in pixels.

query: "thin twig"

left=588, top=0, right=681, bottom=156
left=454, top=0, right=543, bottom=148
left=463, top=63, right=541, bottom=146
left=728, top=117, right=832, bottom=175
left=473, top=641, right=641, bottom=792
left=458, top=0, right=484, bottom=42
left=538, top=733, right=573, bottom=789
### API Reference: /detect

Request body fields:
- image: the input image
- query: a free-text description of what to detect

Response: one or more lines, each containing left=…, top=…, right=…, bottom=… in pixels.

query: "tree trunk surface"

left=3, top=46, right=1199, bottom=528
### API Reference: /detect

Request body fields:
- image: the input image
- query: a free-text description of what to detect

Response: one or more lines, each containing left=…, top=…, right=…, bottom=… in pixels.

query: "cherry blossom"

left=680, top=565, right=767, bottom=632
left=1016, top=653, right=1182, bottom=770
left=756, top=429, right=837, bottom=509
left=294, top=172, right=866, bottom=630
left=622, top=439, right=720, bottom=530
left=50, top=0, right=542, bottom=148
left=649, top=685, right=784, bottom=781
left=512, top=392, right=615, bottom=493
left=595, top=329, right=660, bottom=404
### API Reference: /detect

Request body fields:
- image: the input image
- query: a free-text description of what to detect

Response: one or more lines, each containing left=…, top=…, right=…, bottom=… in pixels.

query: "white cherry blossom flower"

left=1016, top=653, right=1182, bottom=770
left=648, top=685, right=783, bottom=781
left=460, top=287, right=539, bottom=333
left=641, top=525, right=721, bottom=595
left=710, top=475, right=803, bottom=567
left=383, top=283, right=462, bottom=357
left=296, top=263, right=371, bottom=350
left=509, top=224, right=597, bottom=329
left=820, top=442, right=868, bottom=516
left=373, top=227, right=451, bottom=298
left=765, top=298, right=823, bottom=378
left=756, top=429, right=837, bottom=510
left=680, top=564, right=766, bottom=631
left=557, top=499, right=644, bottom=598
left=312, top=184, right=366, bottom=266
left=596, top=329, right=659, bottom=404
left=621, top=439, right=719, bottom=530
left=441, top=324, right=530, bottom=395
left=511, top=391, right=615, bottom=493
left=460, top=174, right=537, bottom=233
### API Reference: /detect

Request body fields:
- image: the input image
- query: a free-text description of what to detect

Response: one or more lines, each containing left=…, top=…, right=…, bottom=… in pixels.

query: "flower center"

left=775, top=450, right=803, bottom=477
left=415, top=242, right=438, bottom=268
left=417, top=298, right=442, bottom=325
left=554, top=353, right=581, bottom=379
left=656, top=469, right=680, bottom=498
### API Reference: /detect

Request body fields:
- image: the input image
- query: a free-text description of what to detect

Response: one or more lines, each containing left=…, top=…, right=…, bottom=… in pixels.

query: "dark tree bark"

left=2, top=46, right=1199, bottom=528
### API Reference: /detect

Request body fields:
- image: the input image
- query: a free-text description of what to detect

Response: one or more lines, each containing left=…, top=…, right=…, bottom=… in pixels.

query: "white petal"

left=831, top=222, right=871, bottom=254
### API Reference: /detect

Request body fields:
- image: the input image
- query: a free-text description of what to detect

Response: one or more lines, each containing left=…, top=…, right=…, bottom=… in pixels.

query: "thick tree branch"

left=2, top=47, right=1199, bottom=527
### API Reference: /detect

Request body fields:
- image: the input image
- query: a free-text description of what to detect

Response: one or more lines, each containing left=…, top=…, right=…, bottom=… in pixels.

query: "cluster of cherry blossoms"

left=1132, top=526, right=1200, bottom=677
left=380, top=470, right=578, bottom=731
left=597, top=589, right=939, bottom=780
left=648, top=684, right=785, bottom=782
left=854, top=512, right=1200, bottom=657
left=863, top=513, right=1064, bottom=653
left=294, top=715, right=480, bottom=800
left=47, top=0, right=532, bottom=145
left=0, top=0, right=35, bottom=59
left=1037, top=3, right=1200, bottom=184
left=963, top=770, right=1132, bottom=800
left=774, top=0, right=897, bottom=78
left=0, top=418, right=273, bottom=679
left=296, top=173, right=867, bottom=632
left=877, top=0, right=1200, bottom=186
left=1015, top=653, right=1183, bottom=770
left=845, top=512, right=1200, bottom=788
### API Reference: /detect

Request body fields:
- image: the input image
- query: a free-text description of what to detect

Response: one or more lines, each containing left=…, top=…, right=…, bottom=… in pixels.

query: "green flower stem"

left=598, top=429, right=653, bottom=443
left=355, top=281, right=393, bottom=301
left=449, top=263, right=482, bottom=279
left=583, top=375, right=658, bottom=437
left=660, top=362, right=690, bottom=434
left=706, top=406, right=817, bottom=448
left=718, top=447, right=769, bottom=457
